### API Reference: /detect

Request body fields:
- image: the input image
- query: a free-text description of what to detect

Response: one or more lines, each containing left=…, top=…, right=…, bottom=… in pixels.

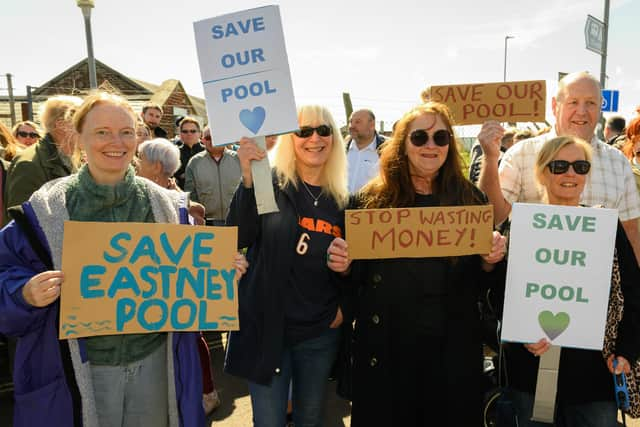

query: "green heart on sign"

left=538, top=310, right=570, bottom=341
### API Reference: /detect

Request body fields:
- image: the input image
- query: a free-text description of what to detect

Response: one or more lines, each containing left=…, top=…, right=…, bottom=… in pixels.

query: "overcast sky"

left=2, top=0, right=638, bottom=130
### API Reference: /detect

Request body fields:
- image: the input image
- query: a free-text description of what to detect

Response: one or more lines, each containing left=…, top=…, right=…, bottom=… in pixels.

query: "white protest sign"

left=501, top=203, right=617, bottom=350
left=194, top=6, right=298, bottom=145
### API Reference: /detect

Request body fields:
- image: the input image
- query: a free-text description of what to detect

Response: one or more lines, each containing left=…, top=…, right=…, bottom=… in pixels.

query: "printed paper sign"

left=60, top=222, right=239, bottom=339
left=345, top=205, right=493, bottom=259
left=194, top=6, right=298, bottom=145
left=501, top=203, right=617, bottom=350
left=429, top=80, right=546, bottom=125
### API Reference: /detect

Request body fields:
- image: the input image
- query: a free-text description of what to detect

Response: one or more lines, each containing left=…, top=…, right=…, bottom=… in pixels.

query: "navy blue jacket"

left=224, top=176, right=347, bottom=385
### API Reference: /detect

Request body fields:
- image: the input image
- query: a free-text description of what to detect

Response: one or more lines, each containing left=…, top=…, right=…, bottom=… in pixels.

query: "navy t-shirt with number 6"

left=284, top=182, right=344, bottom=344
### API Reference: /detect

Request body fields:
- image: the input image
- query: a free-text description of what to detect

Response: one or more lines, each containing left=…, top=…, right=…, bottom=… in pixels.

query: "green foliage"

left=460, top=147, right=470, bottom=178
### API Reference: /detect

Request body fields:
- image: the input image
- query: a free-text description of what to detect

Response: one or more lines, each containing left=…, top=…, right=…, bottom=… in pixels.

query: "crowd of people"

left=0, top=70, right=640, bottom=427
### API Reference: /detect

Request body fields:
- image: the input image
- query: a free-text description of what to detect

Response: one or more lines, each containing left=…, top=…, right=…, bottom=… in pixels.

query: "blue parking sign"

left=601, top=90, right=619, bottom=112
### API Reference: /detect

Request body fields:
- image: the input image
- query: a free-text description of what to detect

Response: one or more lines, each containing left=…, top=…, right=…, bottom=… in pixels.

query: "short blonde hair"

left=39, top=95, right=82, bottom=134
left=273, top=105, right=348, bottom=209
left=12, top=120, right=42, bottom=138
left=534, top=136, right=592, bottom=201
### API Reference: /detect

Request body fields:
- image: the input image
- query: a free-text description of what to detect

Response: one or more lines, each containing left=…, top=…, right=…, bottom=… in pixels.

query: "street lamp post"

left=503, top=35, right=514, bottom=82
left=77, top=0, right=97, bottom=89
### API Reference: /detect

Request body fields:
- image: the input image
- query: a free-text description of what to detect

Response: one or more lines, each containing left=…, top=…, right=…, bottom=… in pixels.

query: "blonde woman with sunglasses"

left=499, top=136, right=640, bottom=427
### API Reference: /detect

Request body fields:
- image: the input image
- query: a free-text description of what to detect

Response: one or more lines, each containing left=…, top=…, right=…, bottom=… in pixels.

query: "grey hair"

left=138, top=138, right=181, bottom=177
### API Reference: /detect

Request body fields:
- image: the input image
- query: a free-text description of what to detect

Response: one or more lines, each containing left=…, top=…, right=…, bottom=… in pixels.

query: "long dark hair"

left=359, top=102, right=483, bottom=208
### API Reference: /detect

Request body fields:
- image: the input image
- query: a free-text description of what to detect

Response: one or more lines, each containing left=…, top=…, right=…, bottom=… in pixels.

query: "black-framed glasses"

left=547, top=160, right=591, bottom=175
left=409, top=129, right=451, bottom=147
left=181, top=129, right=199, bottom=134
left=294, top=125, right=332, bottom=138
left=17, top=131, right=40, bottom=139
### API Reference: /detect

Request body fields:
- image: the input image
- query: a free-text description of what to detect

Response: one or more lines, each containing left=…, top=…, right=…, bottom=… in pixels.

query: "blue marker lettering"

left=170, top=299, right=197, bottom=330
left=193, top=232, right=214, bottom=267
left=139, top=266, right=159, bottom=298
left=158, top=265, right=177, bottom=298
left=116, top=298, right=136, bottom=331
left=160, top=232, right=191, bottom=265
left=80, top=265, right=106, bottom=298
left=138, top=299, right=167, bottom=331
left=221, top=269, right=236, bottom=300
left=130, top=235, right=161, bottom=264
left=176, top=268, right=205, bottom=298
left=198, top=300, right=218, bottom=329
left=206, top=269, right=222, bottom=300
left=103, top=232, right=131, bottom=263
left=108, top=267, right=141, bottom=298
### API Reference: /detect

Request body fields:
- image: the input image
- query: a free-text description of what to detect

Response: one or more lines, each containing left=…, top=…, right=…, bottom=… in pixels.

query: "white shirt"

left=499, top=130, right=640, bottom=221
left=347, top=135, right=379, bottom=193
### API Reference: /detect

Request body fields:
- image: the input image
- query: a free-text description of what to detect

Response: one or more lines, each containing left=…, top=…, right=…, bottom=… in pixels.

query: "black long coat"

left=342, top=252, right=501, bottom=426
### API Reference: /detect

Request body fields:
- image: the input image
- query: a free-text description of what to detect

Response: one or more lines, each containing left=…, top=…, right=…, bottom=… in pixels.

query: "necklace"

left=301, top=181, right=321, bottom=206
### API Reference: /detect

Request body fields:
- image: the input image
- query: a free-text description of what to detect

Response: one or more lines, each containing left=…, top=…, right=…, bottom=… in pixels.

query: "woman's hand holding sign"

left=524, top=338, right=551, bottom=357
left=327, top=237, right=351, bottom=275
left=23, top=270, right=64, bottom=307
left=607, top=354, right=631, bottom=375
left=237, top=137, right=266, bottom=188
left=233, top=252, right=249, bottom=277
left=481, top=231, right=507, bottom=271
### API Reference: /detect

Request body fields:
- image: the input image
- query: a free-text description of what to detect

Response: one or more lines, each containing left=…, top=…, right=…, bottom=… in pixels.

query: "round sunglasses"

left=17, top=131, right=40, bottom=139
left=546, top=160, right=591, bottom=175
left=294, top=125, right=332, bottom=138
left=409, top=129, right=452, bottom=147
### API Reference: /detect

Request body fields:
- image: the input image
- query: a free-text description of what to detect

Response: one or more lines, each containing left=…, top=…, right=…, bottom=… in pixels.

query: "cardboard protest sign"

left=59, top=222, right=239, bottom=339
left=345, top=205, right=493, bottom=259
left=429, top=80, right=546, bottom=125
left=194, top=6, right=298, bottom=145
left=501, top=203, right=617, bottom=350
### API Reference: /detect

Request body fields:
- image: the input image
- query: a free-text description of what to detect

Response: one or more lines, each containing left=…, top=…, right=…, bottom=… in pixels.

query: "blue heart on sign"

left=239, top=107, right=266, bottom=134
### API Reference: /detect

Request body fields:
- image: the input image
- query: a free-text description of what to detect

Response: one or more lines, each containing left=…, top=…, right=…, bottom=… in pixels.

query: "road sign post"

left=585, top=14, right=604, bottom=55
left=601, top=90, right=619, bottom=112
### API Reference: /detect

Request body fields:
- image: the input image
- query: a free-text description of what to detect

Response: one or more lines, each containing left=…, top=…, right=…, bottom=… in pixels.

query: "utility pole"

left=26, top=85, right=34, bottom=121
left=342, top=92, right=353, bottom=127
left=503, top=35, right=514, bottom=82
left=600, top=0, right=610, bottom=90
left=6, top=74, right=16, bottom=126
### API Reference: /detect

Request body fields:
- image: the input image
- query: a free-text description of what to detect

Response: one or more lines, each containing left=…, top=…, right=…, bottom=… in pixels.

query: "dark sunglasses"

left=17, top=131, right=40, bottom=139
left=409, top=129, right=451, bottom=147
left=547, top=160, right=591, bottom=175
left=294, top=125, right=332, bottom=138
left=181, top=129, right=199, bottom=134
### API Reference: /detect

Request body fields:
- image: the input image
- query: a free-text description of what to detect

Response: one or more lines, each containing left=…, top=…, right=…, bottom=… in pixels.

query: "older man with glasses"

left=173, top=116, right=205, bottom=189
left=478, top=71, right=640, bottom=265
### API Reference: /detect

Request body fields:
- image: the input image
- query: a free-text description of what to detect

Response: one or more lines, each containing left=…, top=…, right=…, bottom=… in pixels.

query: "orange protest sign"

left=345, top=206, right=493, bottom=259
left=429, top=80, right=546, bottom=125
left=59, top=221, right=239, bottom=339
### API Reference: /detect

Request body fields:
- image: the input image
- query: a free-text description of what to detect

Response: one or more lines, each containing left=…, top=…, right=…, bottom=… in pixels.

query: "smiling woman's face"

left=293, top=122, right=333, bottom=173
left=404, top=113, right=449, bottom=180
left=541, top=143, right=588, bottom=206
left=79, top=102, right=137, bottom=185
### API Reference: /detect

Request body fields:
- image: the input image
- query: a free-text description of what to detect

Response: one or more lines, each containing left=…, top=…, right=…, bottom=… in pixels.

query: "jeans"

left=91, top=340, right=169, bottom=427
left=248, top=328, right=339, bottom=427
left=501, top=388, right=618, bottom=427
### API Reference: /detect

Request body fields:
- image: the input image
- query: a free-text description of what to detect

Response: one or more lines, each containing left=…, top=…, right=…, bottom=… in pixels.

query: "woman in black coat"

left=327, top=102, right=506, bottom=426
